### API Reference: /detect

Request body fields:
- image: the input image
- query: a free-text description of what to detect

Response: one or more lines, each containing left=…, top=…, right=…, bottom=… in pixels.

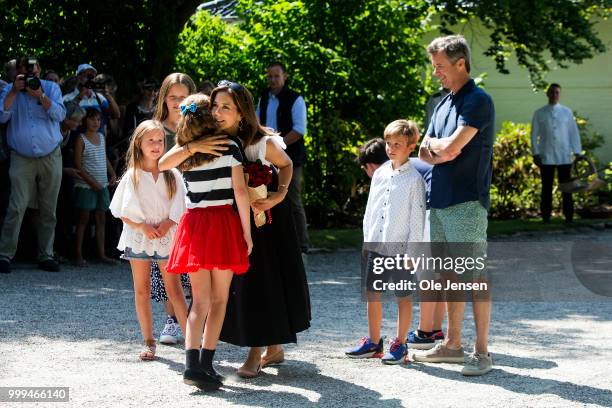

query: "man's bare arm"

left=429, top=125, right=478, bottom=160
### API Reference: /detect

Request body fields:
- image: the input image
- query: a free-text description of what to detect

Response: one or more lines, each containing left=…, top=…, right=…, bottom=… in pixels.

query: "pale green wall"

left=426, top=19, right=612, bottom=163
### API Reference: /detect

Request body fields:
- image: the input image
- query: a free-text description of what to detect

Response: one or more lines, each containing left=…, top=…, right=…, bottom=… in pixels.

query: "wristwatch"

left=39, top=93, right=47, bottom=103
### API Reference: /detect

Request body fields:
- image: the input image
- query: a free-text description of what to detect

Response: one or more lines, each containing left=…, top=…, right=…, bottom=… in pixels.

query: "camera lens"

left=27, top=77, right=41, bottom=90
left=23, top=75, right=41, bottom=91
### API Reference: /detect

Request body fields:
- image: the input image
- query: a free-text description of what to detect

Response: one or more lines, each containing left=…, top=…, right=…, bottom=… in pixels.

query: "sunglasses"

left=217, top=80, right=244, bottom=92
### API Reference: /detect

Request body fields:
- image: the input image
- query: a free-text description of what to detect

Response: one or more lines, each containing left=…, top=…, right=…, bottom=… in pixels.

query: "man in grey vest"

left=257, top=62, right=309, bottom=254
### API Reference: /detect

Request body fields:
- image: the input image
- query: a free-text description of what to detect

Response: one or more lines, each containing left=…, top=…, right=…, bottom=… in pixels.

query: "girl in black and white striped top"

left=160, top=93, right=252, bottom=390
left=182, top=139, right=245, bottom=208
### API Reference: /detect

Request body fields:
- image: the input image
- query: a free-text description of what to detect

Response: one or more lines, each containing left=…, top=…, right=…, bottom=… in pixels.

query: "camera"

left=20, top=58, right=41, bottom=92
left=78, top=74, right=96, bottom=91
left=93, top=82, right=105, bottom=92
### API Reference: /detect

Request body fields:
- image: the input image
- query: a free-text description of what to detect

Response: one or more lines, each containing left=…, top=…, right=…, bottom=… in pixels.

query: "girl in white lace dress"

left=109, top=119, right=189, bottom=361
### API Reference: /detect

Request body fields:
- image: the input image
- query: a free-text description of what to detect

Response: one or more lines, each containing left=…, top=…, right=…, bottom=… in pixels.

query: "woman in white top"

left=110, top=120, right=188, bottom=361
left=209, top=81, right=311, bottom=379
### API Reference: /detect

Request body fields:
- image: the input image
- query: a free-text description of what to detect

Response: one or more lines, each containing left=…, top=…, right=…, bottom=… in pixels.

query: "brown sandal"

left=139, top=340, right=157, bottom=361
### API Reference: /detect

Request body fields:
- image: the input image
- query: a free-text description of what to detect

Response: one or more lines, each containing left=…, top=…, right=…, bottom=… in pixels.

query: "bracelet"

left=425, top=139, right=437, bottom=157
left=185, top=143, right=193, bottom=155
left=278, top=184, right=288, bottom=190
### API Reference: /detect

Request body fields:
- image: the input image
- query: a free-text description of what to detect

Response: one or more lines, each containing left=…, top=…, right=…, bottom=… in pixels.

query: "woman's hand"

left=243, top=232, right=253, bottom=255
left=190, top=135, right=230, bottom=156
left=141, top=224, right=160, bottom=240
left=251, top=191, right=285, bottom=213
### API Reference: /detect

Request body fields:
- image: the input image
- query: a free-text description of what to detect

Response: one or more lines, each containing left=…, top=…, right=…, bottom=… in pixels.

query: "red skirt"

left=166, top=205, right=249, bottom=275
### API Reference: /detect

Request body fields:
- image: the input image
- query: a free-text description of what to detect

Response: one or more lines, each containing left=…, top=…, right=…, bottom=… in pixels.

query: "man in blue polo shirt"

left=414, top=35, right=494, bottom=376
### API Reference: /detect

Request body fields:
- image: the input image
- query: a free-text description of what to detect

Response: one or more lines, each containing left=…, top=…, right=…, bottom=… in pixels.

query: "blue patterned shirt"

left=0, top=79, right=66, bottom=157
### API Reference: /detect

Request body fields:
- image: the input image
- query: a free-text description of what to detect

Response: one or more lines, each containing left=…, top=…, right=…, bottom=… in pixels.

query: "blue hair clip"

left=180, top=102, right=197, bottom=116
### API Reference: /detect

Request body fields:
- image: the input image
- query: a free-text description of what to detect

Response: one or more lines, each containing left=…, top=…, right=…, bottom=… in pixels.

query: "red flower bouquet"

left=245, top=160, right=274, bottom=227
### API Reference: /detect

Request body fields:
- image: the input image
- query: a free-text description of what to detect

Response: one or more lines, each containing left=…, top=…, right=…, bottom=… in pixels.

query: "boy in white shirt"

left=345, top=120, right=426, bottom=364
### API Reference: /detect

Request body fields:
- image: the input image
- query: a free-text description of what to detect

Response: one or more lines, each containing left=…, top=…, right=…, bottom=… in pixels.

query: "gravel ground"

left=1, top=230, right=611, bottom=408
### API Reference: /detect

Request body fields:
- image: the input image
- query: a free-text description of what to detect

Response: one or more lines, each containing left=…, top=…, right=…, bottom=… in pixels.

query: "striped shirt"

left=75, top=132, right=108, bottom=189
left=183, top=140, right=244, bottom=208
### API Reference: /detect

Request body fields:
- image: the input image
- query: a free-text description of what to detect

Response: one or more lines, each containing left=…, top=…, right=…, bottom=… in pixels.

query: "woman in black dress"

left=212, top=81, right=311, bottom=377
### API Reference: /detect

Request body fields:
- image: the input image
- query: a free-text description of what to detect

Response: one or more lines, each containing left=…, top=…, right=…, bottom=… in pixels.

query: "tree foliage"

left=0, top=0, right=201, bottom=96
left=176, top=11, right=260, bottom=88
left=433, top=0, right=612, bottom=89
left=2, top=0, right=609, bottom=93
left=490, top=122, right=542, bottom=218
left=177, top=1, right=433, bottom=226
left=1, top=0, right=610, bottom=223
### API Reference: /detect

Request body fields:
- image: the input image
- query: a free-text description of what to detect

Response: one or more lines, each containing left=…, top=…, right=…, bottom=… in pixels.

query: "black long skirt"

left=220, top=197, right=311, bottom=347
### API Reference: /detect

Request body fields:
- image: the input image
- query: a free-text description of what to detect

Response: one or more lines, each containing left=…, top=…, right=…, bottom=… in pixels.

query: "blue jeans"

left=121, top=247, right=168, bottom=261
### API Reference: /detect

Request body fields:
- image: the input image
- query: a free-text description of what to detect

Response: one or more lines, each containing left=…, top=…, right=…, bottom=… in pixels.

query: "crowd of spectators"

left=0, top=58, right=215, bottom=272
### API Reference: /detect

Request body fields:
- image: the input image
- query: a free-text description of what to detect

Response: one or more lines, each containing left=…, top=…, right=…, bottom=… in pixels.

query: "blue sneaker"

left=407, top=330, right=436, bottom=350
left=345, top=336, right=384, bottom=358
left=381, top=337, right=407, bottom=365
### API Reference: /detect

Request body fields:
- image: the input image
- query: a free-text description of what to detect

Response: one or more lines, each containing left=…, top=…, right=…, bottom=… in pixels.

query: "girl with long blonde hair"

left=109, top=119, right=189, bottom=360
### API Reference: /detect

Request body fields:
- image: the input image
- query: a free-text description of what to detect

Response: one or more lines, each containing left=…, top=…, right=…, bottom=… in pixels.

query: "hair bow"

left=180, top=102, right=197, bottom=116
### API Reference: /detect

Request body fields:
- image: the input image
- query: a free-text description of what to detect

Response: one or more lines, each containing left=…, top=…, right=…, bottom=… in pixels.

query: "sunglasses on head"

left=217, top=80, right=244, bottom=92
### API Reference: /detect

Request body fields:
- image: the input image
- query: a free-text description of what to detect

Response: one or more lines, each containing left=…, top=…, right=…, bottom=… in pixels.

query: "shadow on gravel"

left=187, top=361, right=404, bottom=407
left=490, top=353, right=558, bottom=369
left=408, top=363, right=612, bottom=407
left=154, top=356, right=184, bottom=372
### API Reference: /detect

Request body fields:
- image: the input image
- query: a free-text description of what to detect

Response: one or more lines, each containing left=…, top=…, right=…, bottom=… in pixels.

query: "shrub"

left=489, top=121, right=542, bottom=218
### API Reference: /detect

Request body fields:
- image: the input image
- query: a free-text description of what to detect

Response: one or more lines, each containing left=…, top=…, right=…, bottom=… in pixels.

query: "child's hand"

left=92, top=182, right=103, bottom=192
left=155, top=219, right=174, bottom=237
left=244, top=232, right=253, bottom=255
left=141, top=224, right=160, bottom=239
left=63, top=168, right=81, bottom=179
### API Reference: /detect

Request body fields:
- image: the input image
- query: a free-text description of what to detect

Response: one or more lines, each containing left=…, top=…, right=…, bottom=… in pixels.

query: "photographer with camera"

left=63, top=64, right=120, bottom=133
left=0, top=57, right=66, bottom=274
left=94, top=74, right=122, bottom=157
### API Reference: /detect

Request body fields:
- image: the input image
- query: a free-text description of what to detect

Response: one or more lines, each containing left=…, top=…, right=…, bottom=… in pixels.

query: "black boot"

left=200, top=348, right=224, bottom=382
left=183, top=349, right=221, bottom=391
